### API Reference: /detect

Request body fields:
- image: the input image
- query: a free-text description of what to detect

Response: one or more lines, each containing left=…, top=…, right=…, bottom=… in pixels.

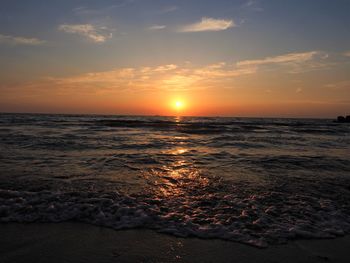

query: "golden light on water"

left=142, top=145, right=209, bottom=198
left=168, top=148, right=188, bottom=155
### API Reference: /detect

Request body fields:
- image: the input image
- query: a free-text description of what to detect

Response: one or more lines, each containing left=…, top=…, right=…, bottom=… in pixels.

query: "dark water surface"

left=0, top=113, right=349, bottom=247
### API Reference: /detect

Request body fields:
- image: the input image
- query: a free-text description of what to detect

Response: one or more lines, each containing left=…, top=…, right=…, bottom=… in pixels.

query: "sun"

left=170, top=99, right=186, bottom=115
left=175, top=101, right=184, bottom=109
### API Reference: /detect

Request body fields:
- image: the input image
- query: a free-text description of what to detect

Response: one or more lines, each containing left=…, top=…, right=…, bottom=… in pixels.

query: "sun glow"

left=175, top=101, right=184, bottom=109
left=173, top=100, right=186, bottom=115
left=170, top=99, right=186, bottom=115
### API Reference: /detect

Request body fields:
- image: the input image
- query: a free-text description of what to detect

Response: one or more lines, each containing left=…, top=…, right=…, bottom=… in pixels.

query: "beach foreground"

left=0, top=223, right=349, bottom=263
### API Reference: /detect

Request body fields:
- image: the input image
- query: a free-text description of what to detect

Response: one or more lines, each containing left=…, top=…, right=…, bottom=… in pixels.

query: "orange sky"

left=1, top=58, right=349, bottom=117
left=1, top=1, right=350, bottom=117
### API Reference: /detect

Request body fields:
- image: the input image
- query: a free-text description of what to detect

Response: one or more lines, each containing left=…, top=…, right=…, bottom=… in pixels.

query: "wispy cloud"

left=12, top=51, right=332, bottom=95
left=325, top=80, right=350, bottom=90
left=237, top=51, right=329, bottom=73
left=73, top=1, right=135, bottom=16
left=296, top=88, right=302, bottom=93
left=18, top=62, right=254, bottom=96
left=58, top=24, right=112, bottom=43
left=0, top=34, right=45, bottom=45
left=179, top=17, right=235, bottom=32
left=242, top=0, right=264, bottom=12
left=237, top=51, right=322, bottom=66
left=148, top=25, right=166, bottom=30
left=158, top=6, right=178, bottom=14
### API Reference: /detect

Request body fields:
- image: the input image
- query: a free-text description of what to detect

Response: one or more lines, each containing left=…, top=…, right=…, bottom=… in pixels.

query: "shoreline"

left=1, top=223, right=350, bottom=263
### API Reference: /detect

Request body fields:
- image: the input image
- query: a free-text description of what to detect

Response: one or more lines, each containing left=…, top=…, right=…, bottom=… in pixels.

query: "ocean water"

left=0, top=113, right=349, bottom=247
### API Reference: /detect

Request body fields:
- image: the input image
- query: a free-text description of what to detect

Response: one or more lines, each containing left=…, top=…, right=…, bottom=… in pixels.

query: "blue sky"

left=0, top=0, right=349, bottom=116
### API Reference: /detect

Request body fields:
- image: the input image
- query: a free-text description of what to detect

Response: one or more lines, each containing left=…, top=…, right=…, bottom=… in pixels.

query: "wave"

left=95, top=118, right=346, bottom=136
left=1, top=114, right=350, bottom=247
left=1, top=174, right=350, bottom=248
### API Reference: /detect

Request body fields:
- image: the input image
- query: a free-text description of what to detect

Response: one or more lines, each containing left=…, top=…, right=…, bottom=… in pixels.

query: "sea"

left=0, top=113, right=349, bottom=247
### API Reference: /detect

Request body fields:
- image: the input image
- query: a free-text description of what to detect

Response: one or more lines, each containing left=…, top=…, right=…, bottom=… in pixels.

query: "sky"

left=0, top=0, right=349, bottom=117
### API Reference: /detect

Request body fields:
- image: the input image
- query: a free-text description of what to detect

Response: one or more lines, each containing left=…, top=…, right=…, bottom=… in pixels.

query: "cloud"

left=148, top=25, right=166, bottom=30
left=179, top=17, right=235, bottom=32
left=58, top=24, right=112, bottom=43
left=296, top=88, right=302, bottom=93
left=237, top=51, right=329, bottom=73
left=159, top=6, right=178, bottom=14
left=11, top=51, right=332, bottom=96
left=242, top=0, right=264, bottom=12
left=325, top=80, right=350, bottom=90
left=237, top=51, right=322, bottom=67
left=0, top=34, right=45, bottom=45
left=244, top=0, right=256, bottom=7
left=73, top=1, right=135, bottom=16
left=16, top=62, right=255, bottom=96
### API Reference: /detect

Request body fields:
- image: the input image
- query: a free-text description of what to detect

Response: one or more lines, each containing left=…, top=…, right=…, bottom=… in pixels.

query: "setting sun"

left=175, top=101, right=184, bottom=109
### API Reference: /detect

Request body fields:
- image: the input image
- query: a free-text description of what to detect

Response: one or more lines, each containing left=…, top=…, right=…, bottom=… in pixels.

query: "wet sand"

left=0, top=223, right=349, bottom=263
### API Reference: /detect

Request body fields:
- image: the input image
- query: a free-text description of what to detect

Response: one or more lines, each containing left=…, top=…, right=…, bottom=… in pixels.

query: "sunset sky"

left=0, top=0, right=349, bottom=117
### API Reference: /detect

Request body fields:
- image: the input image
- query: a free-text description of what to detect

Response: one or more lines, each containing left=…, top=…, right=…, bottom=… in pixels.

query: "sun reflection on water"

left=140, top=121, right=211, bottom=200
left=169, top=148, right=188, bottom=155
left=174, top=116, right=182, bottom=123
left=143, top=146, right=209, bottom=198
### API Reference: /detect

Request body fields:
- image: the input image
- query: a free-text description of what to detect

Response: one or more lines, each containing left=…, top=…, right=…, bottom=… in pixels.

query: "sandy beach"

left=0, top=223, right=349, bottom=263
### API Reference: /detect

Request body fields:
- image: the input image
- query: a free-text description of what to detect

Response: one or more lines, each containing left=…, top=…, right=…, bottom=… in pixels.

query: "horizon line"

left=0, top=111, right=338, bottom=120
